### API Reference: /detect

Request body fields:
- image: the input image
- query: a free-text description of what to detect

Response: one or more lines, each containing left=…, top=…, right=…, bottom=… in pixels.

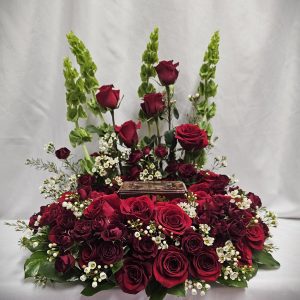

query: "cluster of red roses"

left=28, top=169, right=267, bottom=294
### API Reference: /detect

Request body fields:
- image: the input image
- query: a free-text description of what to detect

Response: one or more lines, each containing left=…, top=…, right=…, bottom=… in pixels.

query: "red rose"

left=245, top=224, right=265, bottom=250
left=155, top=203, right=192, bottom=236
left=55, top=147, right=70, bottom=159
left=71, top=220, right=93, bottom=241
left=141, top=93, right=165, bottom=117
left=182, top=229, right=204, bottom=255
left=39, top=203, right=63, bottom=226
left=155, top=60, right=179, bottom=86
left=178, top=163, right=197, bottom=178
left=96, top=84, right=120, bottom=110
left=128, top=150, right=143, bottom=164
left=228, top=219, right=247, bottom=241
left=175, top=124, right=208, bottom=151
left=101, top=223, right=125, bottom=241
left=132, top=236, right=158, bottom=260
left=83, top=197, right=115, bottom=219
left=154, top=145, right=168, bottom=158
left=115, top=120, right=141, bottom=148
left=127, top=165, right=142, bottom=180
left=96, top=241, right=124, bottom=265
left=247, top=192, right=262, bottom=209
left=115, top=258, right=152, bottom=294
left=55, top=254, right=75, bottom=273
left=190, top=248, right=221, bottom=281
left=153, top=246, right=188, bottom=288
left=199, top=171, right=230, bottom=194
left=120, top=195, right=154, bottom=222
left=143, top=146, right=151, bottom=155
left=56, top=209, right=76, bottom=229
left=235, top=239, right=253, bottom=266
left=79, top=244, right=97, bottom=267
left=189, top=182, right=211, bottom=195
left=48, top=225, right=73, bottom=248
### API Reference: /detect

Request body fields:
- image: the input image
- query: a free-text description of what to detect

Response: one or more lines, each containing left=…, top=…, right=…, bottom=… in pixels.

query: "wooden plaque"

left=118, top=181, right=187, bottom=198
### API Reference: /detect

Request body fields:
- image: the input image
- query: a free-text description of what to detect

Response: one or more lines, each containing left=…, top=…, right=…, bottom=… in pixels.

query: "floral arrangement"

left=8, top=28, right=280, bottom=299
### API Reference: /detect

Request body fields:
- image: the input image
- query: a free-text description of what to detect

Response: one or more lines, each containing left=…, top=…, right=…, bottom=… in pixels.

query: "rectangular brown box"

left=118, top=181, right=187, bottom=199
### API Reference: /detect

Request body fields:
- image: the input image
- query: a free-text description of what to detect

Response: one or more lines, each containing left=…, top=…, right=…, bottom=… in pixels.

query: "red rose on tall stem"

left=96, top=84, right=120, bottom=109
left=141, top=93, right=165, bottom=117
left=155, top=60, right=179, bottom=86
left=115, top=120, right=141, bottom=148
left=175, top=123, right=208, bottom=151
left=153, top=246, right=188, bottom=288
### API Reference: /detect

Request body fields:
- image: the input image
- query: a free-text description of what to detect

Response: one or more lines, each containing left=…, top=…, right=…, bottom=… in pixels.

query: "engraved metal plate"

left=118, top=181, right=187, bottom=198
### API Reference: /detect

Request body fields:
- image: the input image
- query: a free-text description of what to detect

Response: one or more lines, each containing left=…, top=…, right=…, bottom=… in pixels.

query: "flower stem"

left=155, top=118, right=161, bottom=145
left=110, top=110, right=122, bottom=175
left=166, top=85, right=172, bottom=131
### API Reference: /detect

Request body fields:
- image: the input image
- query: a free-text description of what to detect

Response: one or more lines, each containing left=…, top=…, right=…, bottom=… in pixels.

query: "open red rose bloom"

left=20, top=29, right=279, bottom=299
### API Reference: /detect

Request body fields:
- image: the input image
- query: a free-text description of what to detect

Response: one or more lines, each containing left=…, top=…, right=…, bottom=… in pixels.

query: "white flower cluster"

left=178, top=201, right=198, bottom=218
left=80, top=261, right=108, bottom=288
left=257, top=207, right=278, bottom=227
left=62, top=198, right=91, bottom=218
left=46, top=243, right=59, bottom=261
left=198, top=224, right=215, bottom=246
left=98, top=132, right=117, bottom=153
left=139, top=164, right=162, bottom=181
left=104, top=176, right=123, bottom=187
left=44, top=141, right=55, bottom=154
left=216, top=240, right=239, bottom=264
left=92, top=154, right=119, bottom=177
left=185, top=279, right=211, bottom=297
left=228, top=189, right=252, bottom=210
left=39, top=173, right=77, bottom=200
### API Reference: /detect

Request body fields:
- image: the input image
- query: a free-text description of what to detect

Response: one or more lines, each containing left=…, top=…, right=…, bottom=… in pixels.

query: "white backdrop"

left=0, top=0, right=300, bottom=219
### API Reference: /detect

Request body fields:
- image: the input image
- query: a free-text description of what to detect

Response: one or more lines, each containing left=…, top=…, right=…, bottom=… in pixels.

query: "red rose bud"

left=128, top=150, right=143, bottom=164
left=55, top=254, right=75, bottom=273
left=55, top=147, right=70, bottom=159
left=154, top=145, right=168, bottom=158
left=96, top=84, right=120, bottom=109
left=155, top=60, right=179, bottom=86
left=114, top=120, right=141, bottom=148
left=175, top=123, right=208, bottom=151
left=141, top=93, right=165, bottom=117
left=143, top=146, right=151, bottom=156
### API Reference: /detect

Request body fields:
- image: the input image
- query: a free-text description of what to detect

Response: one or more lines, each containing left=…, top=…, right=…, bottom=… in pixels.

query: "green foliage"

left=81, top=281, right=115, bottom=296
left=111, top=260, right=123, bottom=274
left=66, top=32, right=99, bottom=93
left=69, top=127, right=92, bottom=147
left=167, top=283, right=186, bottom=296
left=138, top=27, right=159, bottom=98
left=164, top=130, right=176, bottom=149
left=146, top=279, right=167, bottom=300
left=191, top=31, right=220, bottom=140
left=21, top=236, right=48, bottom=252
left=86, top=123, right=113, bottom=137
left=217, top=277, right=248, bottom=288
left=253, top=250, right=280, bottom=269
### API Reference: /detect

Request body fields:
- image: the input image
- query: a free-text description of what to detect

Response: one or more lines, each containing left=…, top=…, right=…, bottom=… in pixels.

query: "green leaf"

left=22, top=236, right=48, bottom=252
left=168, top=283, right=186, bottom=297
left=111, top=260, right=123, bottom=274
left=146, top=279, right=167, bottom=300
left=24, top=251, right=48, bottom=279
left=173, top=106, right=179, bottom=119
left=246, top=262, right=258, bottom=280
left=69, top=127, right=92, bottom=147
left=164, top=130, right=176, bottom=149
left=81, top=281, right=115, bottom=296
left=217, top=277, right=248, bottom=288
left=253, top=250, right=280, bottom=269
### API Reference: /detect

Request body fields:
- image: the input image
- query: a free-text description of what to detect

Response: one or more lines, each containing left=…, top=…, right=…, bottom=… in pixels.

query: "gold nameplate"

left=118, top=181, right=187, bottom=198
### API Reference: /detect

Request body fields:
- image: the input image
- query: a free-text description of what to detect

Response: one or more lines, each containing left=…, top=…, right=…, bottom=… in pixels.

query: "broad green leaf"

left=24, top=251, right=48, bottom=279
left=22, top=236, right=48, bottom=252
left=146, top=279, right=167, bottom=300
left=69, top=127, right=92, bottom=147
left=164, top=130, right=176, bottom=149
left=173, top=106, right=179, bottom=119
left=253, top=250, right=280, bottom=269
left=168, top=283, right=186, bottom=297
left=111, top=260, right=123, bottom=274
left=217, top=277, right=248, bottom=288
left=81, top=281, right=115, bottom=296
